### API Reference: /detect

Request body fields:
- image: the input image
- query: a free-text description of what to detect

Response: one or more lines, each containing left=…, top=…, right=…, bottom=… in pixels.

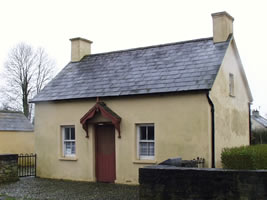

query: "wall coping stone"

left=144, top=165, right=267, bottom=173
left=0, top=154, right=18, bottom=161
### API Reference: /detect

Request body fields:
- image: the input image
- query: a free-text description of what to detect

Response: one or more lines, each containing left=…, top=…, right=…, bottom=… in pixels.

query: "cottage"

left=32, top=11, right=252, bottom=184
left=0, top=111, right=34, bottom=154
left=251, top=110, right=267, bottom=144
left=251, top=110, right=267, bottom=131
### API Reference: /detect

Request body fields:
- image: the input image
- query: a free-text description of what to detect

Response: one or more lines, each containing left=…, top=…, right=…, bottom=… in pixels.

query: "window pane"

left=71, top=128, right=75, bottom=140
left=140, top=142, right=148, bottom=156
left=148, top=142, right=155, bottom=156
left=71, top=142, right=75, bottom=154
left=140, top=127, right=147, bottom=140
left=148, top=126, right=154, bottom=140
left=65, top=142, right=72, bottom=155
left=65, top=128, right=70, bottom=140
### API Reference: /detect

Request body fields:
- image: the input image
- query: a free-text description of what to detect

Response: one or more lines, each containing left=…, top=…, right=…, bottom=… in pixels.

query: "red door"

left=95, top=124, right=116, bottom=183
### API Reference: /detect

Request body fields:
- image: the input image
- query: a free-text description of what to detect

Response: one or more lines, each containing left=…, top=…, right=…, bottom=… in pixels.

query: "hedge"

left=221, top=145, right=267, bottom=170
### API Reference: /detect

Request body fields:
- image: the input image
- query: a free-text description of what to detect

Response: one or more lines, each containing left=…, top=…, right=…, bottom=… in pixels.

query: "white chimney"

left=70, top=37, right=93, bottom=62
left=212, top=11, right=234, bottom=43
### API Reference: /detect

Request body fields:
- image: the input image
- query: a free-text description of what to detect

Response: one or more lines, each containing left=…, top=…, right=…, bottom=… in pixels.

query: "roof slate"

left=0, top=111, right=34, bottom=131
left=252, top=115, right=267, bottom=128
left=32, top=37, right=230, bottom=102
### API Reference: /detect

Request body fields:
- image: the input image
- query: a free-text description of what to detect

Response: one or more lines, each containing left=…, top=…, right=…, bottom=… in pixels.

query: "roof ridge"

left=83, top=37, right=213, bottom=59
left=252, top=113, right=267, bottom=120
left=257, top=115, right=267, bottom=120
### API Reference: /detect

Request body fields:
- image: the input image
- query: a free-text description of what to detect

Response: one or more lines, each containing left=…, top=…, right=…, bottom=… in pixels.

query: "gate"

left=18, top=153, right=36, bottom=177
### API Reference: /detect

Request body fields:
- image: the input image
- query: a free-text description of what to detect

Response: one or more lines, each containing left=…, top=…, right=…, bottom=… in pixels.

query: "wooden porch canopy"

left=80, top=102, right=121, bottom=138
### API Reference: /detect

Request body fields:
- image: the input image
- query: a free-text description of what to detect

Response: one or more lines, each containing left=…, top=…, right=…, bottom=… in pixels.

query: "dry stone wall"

left=0, top=154, right=18, bottom=183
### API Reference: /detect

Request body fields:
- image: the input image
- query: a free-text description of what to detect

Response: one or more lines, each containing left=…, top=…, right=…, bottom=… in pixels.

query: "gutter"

left=248, top=103, right=252, bottom=145
left=206, top=92, right=215, bottom=168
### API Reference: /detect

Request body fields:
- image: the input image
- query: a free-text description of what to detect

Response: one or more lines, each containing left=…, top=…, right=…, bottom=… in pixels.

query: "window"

left=62, top=126, right=75, bottom=157
left=137, top=124, right=155, bottom=160
left=229, top=73, right=235, bottom=96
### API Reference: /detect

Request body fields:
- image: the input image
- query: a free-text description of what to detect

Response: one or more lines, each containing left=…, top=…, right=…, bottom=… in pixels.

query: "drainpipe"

left=206, top=92, right=215, bottom=168
left=248, top=103, right=252, bottom=145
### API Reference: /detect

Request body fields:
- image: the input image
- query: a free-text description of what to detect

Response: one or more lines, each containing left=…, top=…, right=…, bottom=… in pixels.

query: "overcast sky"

left=0, top=0, right=266, bottom=115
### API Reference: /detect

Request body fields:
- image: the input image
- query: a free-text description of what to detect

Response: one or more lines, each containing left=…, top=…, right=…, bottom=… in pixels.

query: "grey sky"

left=0, top=0, right=266, bottom=115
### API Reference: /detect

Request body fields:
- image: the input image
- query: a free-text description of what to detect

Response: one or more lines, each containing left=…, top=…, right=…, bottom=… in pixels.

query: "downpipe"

left=206, top=92, right=215, bottom=168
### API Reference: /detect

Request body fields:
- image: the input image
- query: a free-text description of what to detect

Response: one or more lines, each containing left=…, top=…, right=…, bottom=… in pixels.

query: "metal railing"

left=18, top=153, right=36, bottom=177
left=193, top=157, right=205, bottom=168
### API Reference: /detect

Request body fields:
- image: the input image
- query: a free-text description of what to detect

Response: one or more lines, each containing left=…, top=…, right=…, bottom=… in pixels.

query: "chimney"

left=212, top=11, right=234, bottom=43
left=252, top=110, right=260, bottom=117
left=70, top=37, right=93, bottom=62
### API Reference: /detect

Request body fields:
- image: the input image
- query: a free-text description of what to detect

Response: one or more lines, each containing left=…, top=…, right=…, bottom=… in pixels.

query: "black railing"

left=18, top=153, right=36, bottom=177
left=193, top=157, right=205, bottom=168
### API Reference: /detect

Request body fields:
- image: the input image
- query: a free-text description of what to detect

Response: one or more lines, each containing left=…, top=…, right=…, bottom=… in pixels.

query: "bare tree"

left=35, top=48, right=54, bottom=94
left=1, top=43, right=55, bottom=119
left=0, top=100, right=13, bottom=111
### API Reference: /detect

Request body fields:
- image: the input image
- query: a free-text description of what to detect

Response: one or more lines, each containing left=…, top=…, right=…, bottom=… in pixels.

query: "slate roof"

left=252, top=115, right=267, bottom=128
left=0, top=111, right=34, bottom=131
left=32, top=37, right=231, bottom=102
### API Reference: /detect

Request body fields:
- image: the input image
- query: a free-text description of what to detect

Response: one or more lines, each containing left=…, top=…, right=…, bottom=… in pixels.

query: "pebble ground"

left=0, top=177, right=139, bottom=200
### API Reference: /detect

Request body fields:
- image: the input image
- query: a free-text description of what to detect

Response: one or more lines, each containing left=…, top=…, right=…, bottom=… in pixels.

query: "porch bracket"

left=80, top=101, right=122, bottom=138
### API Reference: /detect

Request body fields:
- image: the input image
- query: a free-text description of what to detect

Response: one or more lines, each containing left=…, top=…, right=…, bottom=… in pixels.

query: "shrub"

left=221, top=145, right=267, bottom=170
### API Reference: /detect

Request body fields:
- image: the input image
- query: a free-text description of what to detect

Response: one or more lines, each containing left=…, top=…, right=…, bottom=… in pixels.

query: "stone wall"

left=0, top=154, right=18, bottom=183
left=139, top=165, right=267, bottom=200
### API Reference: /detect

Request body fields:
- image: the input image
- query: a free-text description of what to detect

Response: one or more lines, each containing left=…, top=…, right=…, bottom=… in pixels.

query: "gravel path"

left=0, top=177, right=139, bottom=200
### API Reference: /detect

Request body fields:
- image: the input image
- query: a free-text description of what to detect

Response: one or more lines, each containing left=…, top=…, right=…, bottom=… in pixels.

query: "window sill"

left=59, top=157, right=78, bottom=161
left=133, top=160, right=157, bottom=164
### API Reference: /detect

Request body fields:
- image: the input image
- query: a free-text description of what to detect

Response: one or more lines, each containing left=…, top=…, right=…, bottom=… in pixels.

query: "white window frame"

left=62, top=126, right=76, bottom=157
left=137, top=124, right=155, bottom=160
left=229, top=73, right=235, bottom=97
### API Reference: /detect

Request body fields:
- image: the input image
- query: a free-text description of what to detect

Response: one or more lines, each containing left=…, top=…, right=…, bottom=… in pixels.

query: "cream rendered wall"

left=0, top=131, right=35, bottom=154
left=70, top=38, right=92, bottom=62
left=35, top=93, right=211, bottom=184
left=210, top=40, right=250, bottom=167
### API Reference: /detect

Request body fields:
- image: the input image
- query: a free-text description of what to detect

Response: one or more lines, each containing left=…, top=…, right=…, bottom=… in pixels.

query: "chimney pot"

left=252, top=110, right=260, bottom=117
left=70, top=37, right=93, bottom=62
left=212, top=11, right=234, bottom=43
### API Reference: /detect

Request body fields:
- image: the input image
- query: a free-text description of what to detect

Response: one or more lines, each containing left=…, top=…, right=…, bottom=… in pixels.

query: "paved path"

left=0, top=177, right=139, bottom=200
